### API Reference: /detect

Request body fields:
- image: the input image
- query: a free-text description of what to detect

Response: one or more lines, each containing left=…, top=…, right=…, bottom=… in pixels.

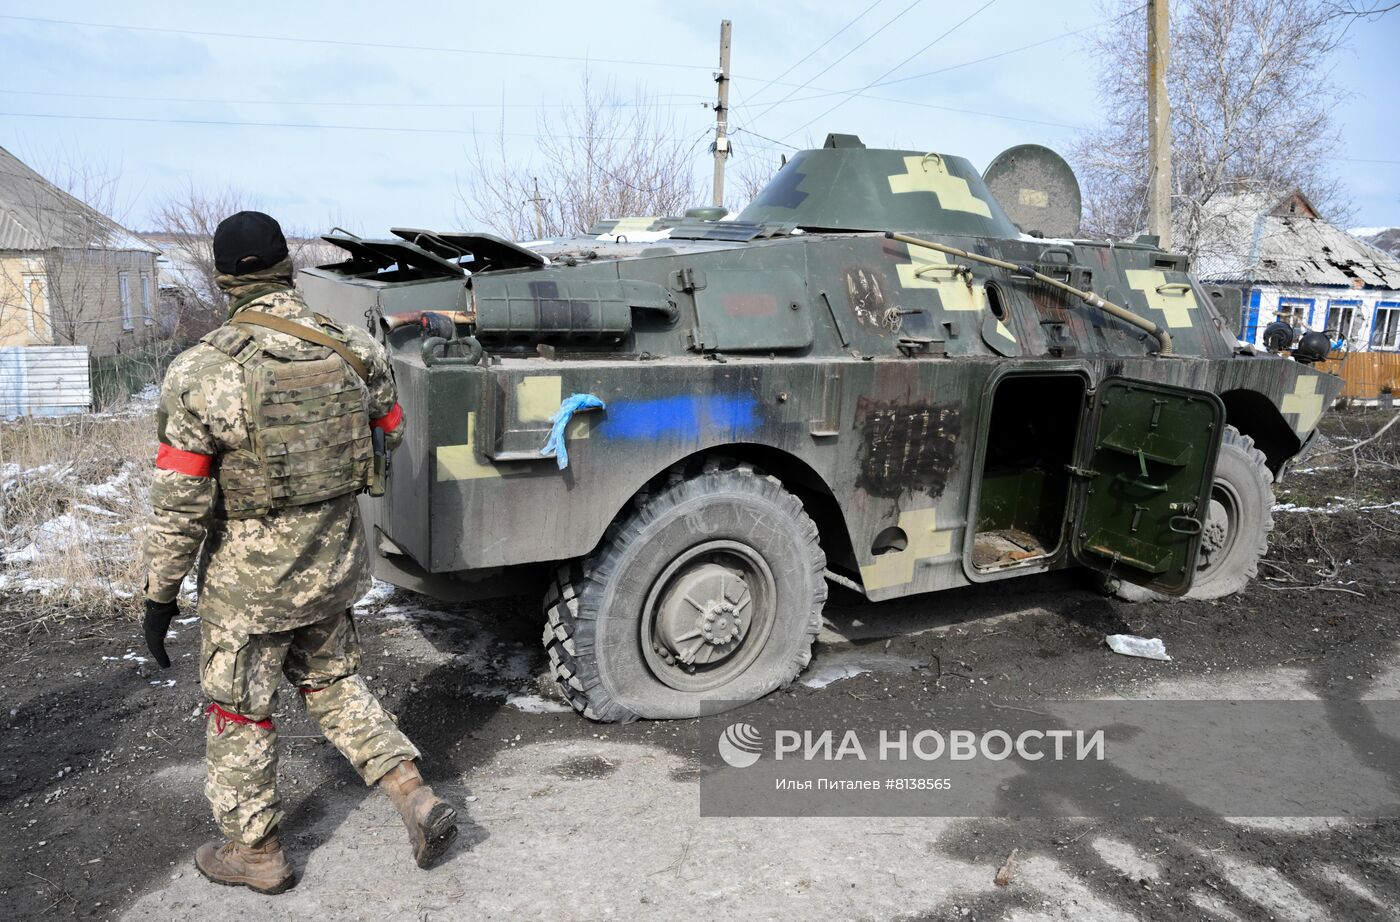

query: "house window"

left=1373, top=304, right=1400, bottom=350
left=1325, top=301, right=1363, bottom=348
left=141, top=273, right=153, bottom=326
left=1276, top=297, right=1313, bottom=330
left=119, top=272, right=133, bottom=331
left=22, top=274, right=48, bottom=336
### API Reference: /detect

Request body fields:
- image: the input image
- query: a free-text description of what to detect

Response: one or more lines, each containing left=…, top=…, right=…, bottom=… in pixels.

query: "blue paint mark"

left=602, top=394, right=761, bottom=440
left=1244, top=288, right=1262, bottom=344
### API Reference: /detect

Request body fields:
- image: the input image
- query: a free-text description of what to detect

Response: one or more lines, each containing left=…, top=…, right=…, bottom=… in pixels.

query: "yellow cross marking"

left=992, top=317, right=1016, bottom=344
left=516, top=376, right=561, bottom=423
left=1281, top=375, right=1325, bottom=435
left=886, top=155, right=992, bottom=218
left=436, top=413, right=499, bottom=481
left=895, top=244, right=987, bottom=313
left=859, top=508, right=955, bottom=592
left=603, top=217, right=660, bottom=236
left=517, top=375, right=594, bottom=439
left=1017, top=188, right=1049, bottom=208
left=1124, top=269, right=1198, bottom=329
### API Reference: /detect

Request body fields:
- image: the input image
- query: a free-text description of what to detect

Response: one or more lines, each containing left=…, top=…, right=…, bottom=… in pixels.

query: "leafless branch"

left=1071, top=0, right=1355, bottom=262
left=456, top=72, right=703, bottom=239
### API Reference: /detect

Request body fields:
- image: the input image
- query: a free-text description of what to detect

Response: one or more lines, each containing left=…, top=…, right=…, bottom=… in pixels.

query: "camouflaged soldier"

left=141, top=211, right=458, bottom=894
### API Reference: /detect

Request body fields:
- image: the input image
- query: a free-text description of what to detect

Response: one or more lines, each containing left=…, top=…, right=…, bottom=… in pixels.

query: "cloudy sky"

left=2, top=0, right=1397, bottom=237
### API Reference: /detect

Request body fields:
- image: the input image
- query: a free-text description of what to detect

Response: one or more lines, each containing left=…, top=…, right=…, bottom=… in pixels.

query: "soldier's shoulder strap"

left=200, top=325, right=257, bottom=364
left=230, top=310, right=370, bottom=383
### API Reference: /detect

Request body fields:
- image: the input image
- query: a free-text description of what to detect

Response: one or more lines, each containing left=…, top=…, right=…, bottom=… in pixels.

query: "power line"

left=0, top=110, right=708, bottom=142
left=730, top=3, right=1147, bottom=142
left=0, top=87, right=712, bottom=111
left=748, top=0, right=926, bottom=124
left=744, top=0, right=886, bottom=106
left=780, top=0, right=1001, bottom=142
left=0, top=13, right=715, bottom=72
left=869, top=2, right=1146, bottom=92
left=731, top=127, right=800, bottom=151
left=737, top=91, right=1085, bottom=139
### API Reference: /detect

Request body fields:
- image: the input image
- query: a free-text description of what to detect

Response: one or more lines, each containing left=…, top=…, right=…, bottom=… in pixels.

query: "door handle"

left=1114, top=473, right=1168, bottom=493
left=1169, top=515, right=1203, bottom=535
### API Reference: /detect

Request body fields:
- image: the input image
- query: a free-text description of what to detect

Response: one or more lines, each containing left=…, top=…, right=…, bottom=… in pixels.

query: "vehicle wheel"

left=543, top=458, right=826, bottom=722
left=1105, top=426, right=1274, bottom=602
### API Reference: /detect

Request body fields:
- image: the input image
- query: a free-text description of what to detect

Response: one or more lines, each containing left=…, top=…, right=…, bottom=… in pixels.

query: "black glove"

left=143, top=599, right=180, bottom=669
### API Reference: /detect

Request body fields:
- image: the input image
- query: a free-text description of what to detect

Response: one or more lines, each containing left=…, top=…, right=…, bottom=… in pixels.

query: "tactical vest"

left=202, top=312, right=372, bottom=519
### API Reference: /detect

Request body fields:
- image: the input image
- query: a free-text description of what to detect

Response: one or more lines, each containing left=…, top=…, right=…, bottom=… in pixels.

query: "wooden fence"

left=0, top=346, right=92, bottom=417
left=1316, top=351, right=1400, bottom=400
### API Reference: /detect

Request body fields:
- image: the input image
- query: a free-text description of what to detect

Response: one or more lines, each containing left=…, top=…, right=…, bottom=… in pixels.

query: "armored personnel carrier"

left=299, top=135, right=1341, bottom=722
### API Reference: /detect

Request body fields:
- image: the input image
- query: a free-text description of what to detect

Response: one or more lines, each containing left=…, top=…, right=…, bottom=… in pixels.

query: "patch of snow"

left=800, top=650, right=924, bottom=688
left=1274, top=499, right=1400, bottom=515
left=353, top=578, right=398, bottom=612
left=73, top=503, right=121, bottom=518
left=5, top=513, right=100, bottom=563
left=506, top=694, right=572, bottom=714
left=1, top=461, right=73, bottom=492
left=83, top=467, right=133, bottom=502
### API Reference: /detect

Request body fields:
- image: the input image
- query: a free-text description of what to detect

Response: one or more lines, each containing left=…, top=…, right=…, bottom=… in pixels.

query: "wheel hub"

left=1201, top=498, right=1229, bottom=552
left=654, top=562, right=752, bottom=668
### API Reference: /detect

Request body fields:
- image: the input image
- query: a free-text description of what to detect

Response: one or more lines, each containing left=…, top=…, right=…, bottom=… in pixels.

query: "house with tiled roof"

left=1188, top=189, right=1400, bottom=352
left=0, top=144, right=161, bottom=355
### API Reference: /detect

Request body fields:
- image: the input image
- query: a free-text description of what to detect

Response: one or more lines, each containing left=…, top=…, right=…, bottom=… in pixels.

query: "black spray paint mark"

left=855, top=399, right=962, bottom=499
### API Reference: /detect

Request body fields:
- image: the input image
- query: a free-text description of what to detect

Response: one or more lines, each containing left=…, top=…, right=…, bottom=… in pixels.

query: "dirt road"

left=3, top=412, right=1399, bottom=921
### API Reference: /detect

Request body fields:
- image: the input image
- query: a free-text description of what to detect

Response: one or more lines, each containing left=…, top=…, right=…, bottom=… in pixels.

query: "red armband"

left=205, top=702, right=273, bottom=734
left=371, top=402, right=404, bottom=432
left=155, top=443, right=213, bottom=477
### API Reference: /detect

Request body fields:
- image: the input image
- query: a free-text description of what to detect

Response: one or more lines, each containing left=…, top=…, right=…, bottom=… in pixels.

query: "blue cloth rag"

left=540, top=393, right=606, bottom=469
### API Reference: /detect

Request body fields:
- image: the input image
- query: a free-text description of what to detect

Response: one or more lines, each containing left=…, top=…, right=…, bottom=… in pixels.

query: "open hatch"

left=1071, top=378, right=1224, bottom=595
left=971, top=374, right=1085, bottom=572
left=969, top=374, right=1224, bottom=596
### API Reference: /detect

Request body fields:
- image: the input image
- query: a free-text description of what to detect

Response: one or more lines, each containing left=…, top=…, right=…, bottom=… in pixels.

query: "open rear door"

left=1072, top=378, right=1225, bottom=595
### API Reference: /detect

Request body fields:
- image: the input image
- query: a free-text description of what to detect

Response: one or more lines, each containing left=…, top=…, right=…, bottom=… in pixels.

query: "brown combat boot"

left=194, top=831, right=296, bottom=894
left=378, top=759, right=458, bottom=868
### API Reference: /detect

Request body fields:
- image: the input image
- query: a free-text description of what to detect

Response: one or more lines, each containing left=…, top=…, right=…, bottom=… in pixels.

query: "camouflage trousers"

left=199, top=609, right=420, bottom=846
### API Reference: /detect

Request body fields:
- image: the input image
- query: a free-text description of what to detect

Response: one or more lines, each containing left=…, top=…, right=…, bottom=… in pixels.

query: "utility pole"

left=528, top=176, right=546, bottom=240
left=1146, top=0, right=1172, bottom=250
left=712, top=19, right=732, bottom=208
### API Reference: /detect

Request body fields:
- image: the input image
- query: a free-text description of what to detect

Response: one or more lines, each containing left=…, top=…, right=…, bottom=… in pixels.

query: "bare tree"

left=725, top=151, right=783, bottom=215
left=1071, top=0, right=1354, bottom=259
left=457, top=74, right=705, bottom=239
left=150, top=183, right=337, bottom=340
left=150, top=183, right=259, bottom=339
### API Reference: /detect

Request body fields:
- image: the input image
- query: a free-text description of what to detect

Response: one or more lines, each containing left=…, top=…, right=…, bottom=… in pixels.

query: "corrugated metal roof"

left=0, top=145, right=157, bottom=254
left=1189, top=190, right=1400, bottom=290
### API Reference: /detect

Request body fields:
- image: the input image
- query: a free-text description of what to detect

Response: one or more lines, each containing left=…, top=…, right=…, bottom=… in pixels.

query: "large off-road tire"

left=543, top=459, right=827, bottom=722
left=1106, top=425, right=1274, bottom=602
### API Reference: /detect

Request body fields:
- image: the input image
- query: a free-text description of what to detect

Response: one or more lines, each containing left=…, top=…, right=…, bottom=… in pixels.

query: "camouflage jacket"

left=142, top=272, right=405, bottom=633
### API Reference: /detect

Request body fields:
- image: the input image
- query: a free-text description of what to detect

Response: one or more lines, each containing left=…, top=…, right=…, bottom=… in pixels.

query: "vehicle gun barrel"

left=886, top=231, right=1173, bottom=355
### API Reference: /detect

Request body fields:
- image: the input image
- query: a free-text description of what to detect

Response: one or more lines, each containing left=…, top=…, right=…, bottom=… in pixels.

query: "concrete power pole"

left=528, top=177, right=546, bottom=240
left=1146, top=0, right=1172, bottom=250
left=712, top=19, right=732, bottom=208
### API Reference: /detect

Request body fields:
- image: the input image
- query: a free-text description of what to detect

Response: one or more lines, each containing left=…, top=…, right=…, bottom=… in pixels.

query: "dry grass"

left=1265, top=409, right=1400, bottom=589
left=0, top=403, right=155, bottom=632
